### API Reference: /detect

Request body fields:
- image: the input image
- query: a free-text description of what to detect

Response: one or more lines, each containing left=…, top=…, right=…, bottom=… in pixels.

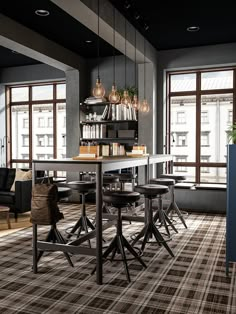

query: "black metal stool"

left=103, top=174, right=120, bottom=214
left=57, top=186, right=72, bottom=201
left=36, top=223, right=74, bottom=267
left=149, top=178, right=178, bottom=236
left=117, top=172, right=137, bottom=191
left=92, top=190, right=147, bottom=282
left=66, top=181, right=96, bottom=246
left=160, top=174, right=187, bottom=229
left=132, top=184, right=174, bottom=257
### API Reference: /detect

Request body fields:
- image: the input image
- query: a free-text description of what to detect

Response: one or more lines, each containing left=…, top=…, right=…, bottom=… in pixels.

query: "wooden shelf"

left=80, top=137, right=138, bottom=142
left=80, top=120, right=137, bottom=124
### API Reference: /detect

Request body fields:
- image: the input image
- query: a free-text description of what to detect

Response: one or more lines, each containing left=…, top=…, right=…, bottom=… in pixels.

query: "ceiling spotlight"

left=144, top=23, right=149, bottom=31
left=85, top=40, right=93, bottom=43
left=11, top=50, right=20, bottom=54
left=134, top=12, right=140, bottom=20
left=35, top=9, right=50, bottom=17
left=124, top=1, right=131, bottom=9
left=187, top=26, right=200, bottom=32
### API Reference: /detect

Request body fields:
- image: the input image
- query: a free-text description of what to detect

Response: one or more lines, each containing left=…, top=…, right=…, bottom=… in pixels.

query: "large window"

left=7, top=82, right=66, bottom=169
left=167, top=68, right=234, bottom=183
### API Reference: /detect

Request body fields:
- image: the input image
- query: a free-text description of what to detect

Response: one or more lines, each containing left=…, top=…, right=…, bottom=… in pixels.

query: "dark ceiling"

left=110, top=0, right=236, bottom=50
left=1, top=0, right=236, bottom=68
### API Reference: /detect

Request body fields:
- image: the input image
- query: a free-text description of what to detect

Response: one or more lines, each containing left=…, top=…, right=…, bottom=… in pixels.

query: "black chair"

left=160, top=174, right=187, bottom=228
left=149, top=178, right=178, bottom=236
left=132, top=184, right=174, bottom=257
left=92, top=190, right=147, bottom=282
left=66, top=181, right=96, bottom=246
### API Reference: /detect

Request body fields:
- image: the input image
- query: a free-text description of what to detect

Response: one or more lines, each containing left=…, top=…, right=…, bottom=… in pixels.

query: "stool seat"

left=67, top=181, right=96, bottom=193
left=160, top=174, right=186, bottom=181
left=134, top=184, right=169, bottom=196
left=150, top=178, right=175, bottom=186
left=103, top=174, right=119, bottom=185
left=103, top=190, right=140, bottom=206
left=58, top=187, right=72, bottom=200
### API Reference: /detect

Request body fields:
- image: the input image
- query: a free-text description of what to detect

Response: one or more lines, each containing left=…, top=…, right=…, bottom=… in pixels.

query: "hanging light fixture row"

left=121, top=18, right=131, bottom=106
left=108, top=6, right=120, bottom=104
left=131, top=28, right=140, bottom=111
left=92, top=0, right=105, bottom=99
left=140, top=36, right=150, bottom=113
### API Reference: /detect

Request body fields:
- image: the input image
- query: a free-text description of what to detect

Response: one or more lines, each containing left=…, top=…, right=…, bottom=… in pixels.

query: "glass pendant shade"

left=140, top=99, right=150, bottom=113
left=93, top=77, right=105, bottom=98
left=121, top=90, right=131, bottom=106
left=109, top=84, right=120, bottom=104
left=132, top=94, right=140, bottom=110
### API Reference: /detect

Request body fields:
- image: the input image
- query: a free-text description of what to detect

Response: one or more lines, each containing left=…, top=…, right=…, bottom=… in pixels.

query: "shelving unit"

left=80, top=101, right=138, bottom=149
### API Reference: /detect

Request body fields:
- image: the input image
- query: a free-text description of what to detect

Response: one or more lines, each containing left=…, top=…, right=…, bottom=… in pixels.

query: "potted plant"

left=227, top=122, right=236, bottom=143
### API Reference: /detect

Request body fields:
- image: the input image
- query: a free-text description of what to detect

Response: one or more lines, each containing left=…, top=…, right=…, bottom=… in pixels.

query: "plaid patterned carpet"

left=0, top=203, right=235, bottom=314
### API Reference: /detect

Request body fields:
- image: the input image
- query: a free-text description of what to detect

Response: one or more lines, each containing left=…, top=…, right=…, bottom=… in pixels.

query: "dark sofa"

left=0, top=167, right=32, bottom=220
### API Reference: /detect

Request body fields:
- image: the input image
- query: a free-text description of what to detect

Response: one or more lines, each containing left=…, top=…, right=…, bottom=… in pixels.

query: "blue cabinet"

left=226, top=144, right=236, bottom=275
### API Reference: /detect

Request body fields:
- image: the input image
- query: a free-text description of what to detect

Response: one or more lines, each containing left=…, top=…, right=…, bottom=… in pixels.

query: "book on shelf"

left=84, top=96, right=106, bottom=104
left=101, top=104, right=109, bottom=120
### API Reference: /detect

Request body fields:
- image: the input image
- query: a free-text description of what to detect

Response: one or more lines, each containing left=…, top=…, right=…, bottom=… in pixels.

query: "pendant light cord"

left=134, top=29, right=137, bottom=89
left=124, top=19, right=127, bottom=89
left=113, top=6, right=116, bottom=85
left=97, top=0, right=100, bottom=79
left=144, top=37, right=146, bottom=98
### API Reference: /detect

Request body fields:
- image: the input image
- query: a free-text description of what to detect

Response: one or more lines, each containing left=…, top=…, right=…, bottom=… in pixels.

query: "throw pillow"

left=10, top=169, right=32, bottom=192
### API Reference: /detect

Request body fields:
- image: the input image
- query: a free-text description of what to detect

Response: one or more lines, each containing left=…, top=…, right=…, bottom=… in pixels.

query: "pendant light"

left=92, top=0, right=105, bottom=99
left=140, top=37, right=150, bottom=113
left=108, top=6, right=120, bottom=104
left=121, top=19, right=131, bottom=106
left=132, top=28, right=140, bottom=111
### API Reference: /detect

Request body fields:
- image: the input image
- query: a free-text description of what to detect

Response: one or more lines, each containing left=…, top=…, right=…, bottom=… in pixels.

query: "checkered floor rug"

left=0, top=203, right=235, bottom=314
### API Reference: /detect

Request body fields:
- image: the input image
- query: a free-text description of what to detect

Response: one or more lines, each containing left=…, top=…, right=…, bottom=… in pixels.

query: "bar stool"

left=92, top=190, right=147, bottom=283
left=160, top=174, right=187, bottom=229
left=57, top=186, right=72, bottom=202
left=103, top=173, right=119, bottom=191
left=149, top=178, right=178, bottom=236
left=103, top=174, right=120, bottom=214
left=117, top=172, right=137, bottom=191
left=132, top=184, right=174, bottom=257
left=66, top=181, right=96, bottom=246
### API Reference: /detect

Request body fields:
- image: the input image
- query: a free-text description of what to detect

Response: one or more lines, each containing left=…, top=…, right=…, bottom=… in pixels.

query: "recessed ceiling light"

left=35, top=9, right=50, bottom=17
left=187, top=26, right=200, bottom=32
left=85, top=40, right=93, bottom=44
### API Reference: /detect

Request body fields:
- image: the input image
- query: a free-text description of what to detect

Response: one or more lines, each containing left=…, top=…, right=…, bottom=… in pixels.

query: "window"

left=21, top=154, right=29, bottom=159
left=47, top=135, right=53, bottom=147
left=23, top=118, right=29, bottom=128
left=201, top=156, right=210, bottom=173
left=7, top=82, right=66, bottom=169
left=228, top=110, right=233, bottom=123
left=48, top=117, right=53, bottom=128
left=22, top=135, right=29, bottom=147
left=201, top=111, right=208, bottom=123
left=167, top=68, right=233, bottom=183
left=62, top=134, right=66, bottom=147
left=38, top=117, right=45, bottom=128
left=201, top=132, right=209, bottom=146
left=176, top=111, right=186, bottom=124
left=175, top=156, right=187, bottom=172
left=37, top=135, right=45, bottom=146
left=176, top=132, right=187, bottom=146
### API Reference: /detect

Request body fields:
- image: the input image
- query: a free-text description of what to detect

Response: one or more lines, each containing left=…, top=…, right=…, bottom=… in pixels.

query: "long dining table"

left=32, top=154, right=173, bottom=285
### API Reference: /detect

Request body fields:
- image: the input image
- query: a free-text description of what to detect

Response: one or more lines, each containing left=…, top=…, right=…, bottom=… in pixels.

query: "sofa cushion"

left=10, top=169, right=32, bottom=192
left=0, top=191, right=15, bottom=205
left=0, top=168, right=8, bottom=190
